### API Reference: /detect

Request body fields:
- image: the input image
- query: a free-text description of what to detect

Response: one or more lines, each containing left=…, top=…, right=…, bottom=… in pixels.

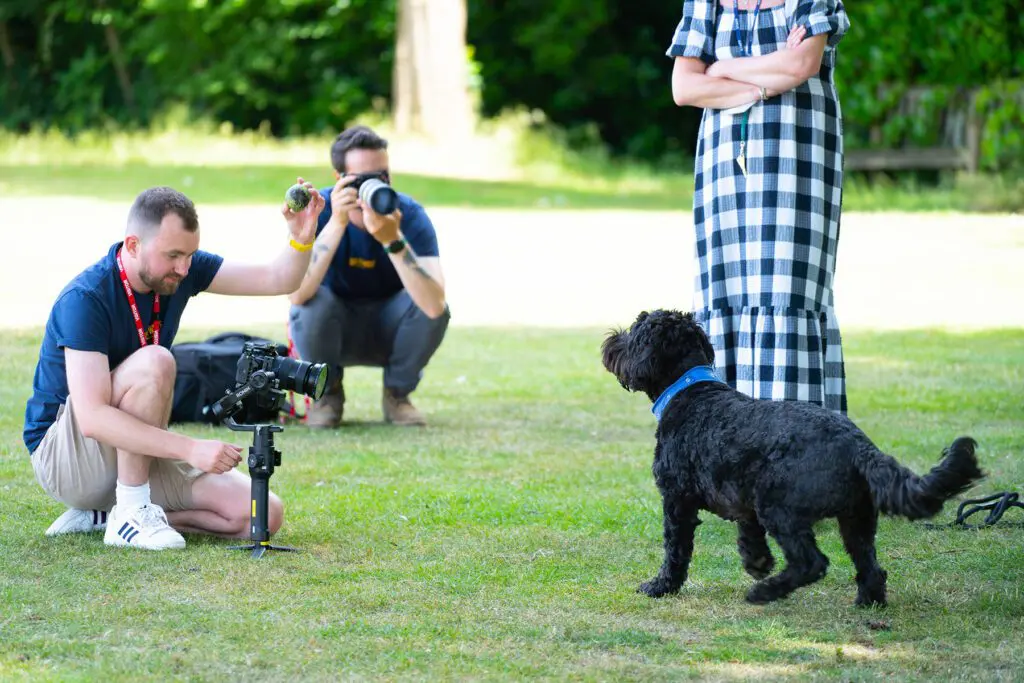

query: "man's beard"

left=140, top=266, right=182, bottom=296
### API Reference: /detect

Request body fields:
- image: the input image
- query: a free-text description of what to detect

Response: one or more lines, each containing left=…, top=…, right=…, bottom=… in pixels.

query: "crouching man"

left=288, top=125, right=450, bottom=427
left=24, top=183, right=324, bottom=550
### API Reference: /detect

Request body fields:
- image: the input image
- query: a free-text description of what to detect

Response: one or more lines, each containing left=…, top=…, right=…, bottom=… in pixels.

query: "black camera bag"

left=170, top=332, right=289, bottom=424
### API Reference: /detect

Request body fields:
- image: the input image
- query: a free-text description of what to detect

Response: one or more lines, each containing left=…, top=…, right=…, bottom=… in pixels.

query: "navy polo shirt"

left=23, top=242, right=223, bottom=453
left=315, top=189, right=439, bottom=301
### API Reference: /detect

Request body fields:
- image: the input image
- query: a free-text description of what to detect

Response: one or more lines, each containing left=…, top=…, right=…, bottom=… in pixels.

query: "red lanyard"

left=116, top=247, right=161, bottom=348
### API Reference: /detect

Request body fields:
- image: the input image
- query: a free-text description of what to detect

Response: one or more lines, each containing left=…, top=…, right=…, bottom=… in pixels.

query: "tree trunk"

left=0, top=20, right=15, bottom=89
left=104, top=23, right=134, bottom=108
left=393, top=0, right=474, bottom=142
left=97, top=0, right=135, bottom=109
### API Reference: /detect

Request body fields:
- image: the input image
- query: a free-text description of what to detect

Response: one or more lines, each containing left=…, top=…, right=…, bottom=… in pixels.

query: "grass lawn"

left=2, top=163, right=1017, bottom=213
left=0, top=163, right=690, bottom=212
left=1, top=325, right=1022, bottom=681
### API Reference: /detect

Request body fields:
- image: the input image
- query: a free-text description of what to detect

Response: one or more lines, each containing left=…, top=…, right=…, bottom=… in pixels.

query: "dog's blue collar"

left=651, top=366, right=725, bottom=421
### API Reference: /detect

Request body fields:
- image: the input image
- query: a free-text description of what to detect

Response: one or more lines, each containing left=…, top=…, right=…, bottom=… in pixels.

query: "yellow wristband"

left=289, top=238, right=313, bottom=252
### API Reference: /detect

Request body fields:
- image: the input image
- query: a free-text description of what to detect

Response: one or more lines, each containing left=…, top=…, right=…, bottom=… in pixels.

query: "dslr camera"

left=206, top=341, right=329, bottom=423
left=351, top=171, right=399, bottom=215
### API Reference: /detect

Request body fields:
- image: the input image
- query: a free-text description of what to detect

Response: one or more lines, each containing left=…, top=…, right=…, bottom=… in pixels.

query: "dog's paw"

left=855, top=595, right=887, bottom=608
left=638, top=578, right=680, bottom=598
left=854, top=569, right=888, bottom=608
left=854, top=590, right=887, bottom=608
left=743, top=555, right=775, bottom=580
left=745, top=582, right=779, bottom=605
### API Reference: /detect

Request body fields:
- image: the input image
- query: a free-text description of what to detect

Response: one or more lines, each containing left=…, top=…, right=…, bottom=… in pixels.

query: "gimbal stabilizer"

left=223, top=416, right=299, bottom=559
left=204, top=341, right=328, bottom=559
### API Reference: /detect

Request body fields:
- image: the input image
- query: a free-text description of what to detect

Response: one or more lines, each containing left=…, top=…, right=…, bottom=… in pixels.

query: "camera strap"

left=116, top=246, right=161, bottom=348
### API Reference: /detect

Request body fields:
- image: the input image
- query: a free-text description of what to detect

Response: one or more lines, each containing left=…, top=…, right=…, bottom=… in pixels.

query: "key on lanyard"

left=734, top=0, right=762, bottom=177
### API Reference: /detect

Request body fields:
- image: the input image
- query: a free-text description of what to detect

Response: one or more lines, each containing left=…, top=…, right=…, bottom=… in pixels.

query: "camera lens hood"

left=358, top=178, right=399, bottom=215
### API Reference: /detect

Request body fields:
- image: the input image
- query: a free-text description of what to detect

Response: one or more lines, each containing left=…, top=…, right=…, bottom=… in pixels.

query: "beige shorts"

left=30, top=395, right=202, bottom=512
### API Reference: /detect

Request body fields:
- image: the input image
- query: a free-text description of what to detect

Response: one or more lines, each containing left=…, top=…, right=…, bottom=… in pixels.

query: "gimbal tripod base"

left=223, top=418, right=301, bottom=559
left=227, top=541, right=300, bottom=559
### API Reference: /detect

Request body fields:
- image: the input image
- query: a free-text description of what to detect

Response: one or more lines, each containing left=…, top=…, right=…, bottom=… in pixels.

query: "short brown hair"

left=330, top=125, right=388, bottom=174
left=127, top=187, right=199, bottom=236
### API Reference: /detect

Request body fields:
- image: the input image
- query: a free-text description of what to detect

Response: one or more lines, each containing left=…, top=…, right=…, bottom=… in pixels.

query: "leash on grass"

left=923, top=491, right=1024, bottom=530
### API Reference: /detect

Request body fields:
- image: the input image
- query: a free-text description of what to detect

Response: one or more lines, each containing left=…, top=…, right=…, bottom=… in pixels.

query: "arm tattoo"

left=401, top=246, right=434, bottom=283
left=312, top=242, right=330, bottom=264
left=307, top=242, right=330, bottom=273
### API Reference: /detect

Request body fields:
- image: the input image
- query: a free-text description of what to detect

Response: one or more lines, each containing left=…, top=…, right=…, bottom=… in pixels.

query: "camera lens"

left=305, top=362, right=329, bottom=400
left=358, top=178, right=399, bottom=215
left=272, top=357, right=329, bottom=400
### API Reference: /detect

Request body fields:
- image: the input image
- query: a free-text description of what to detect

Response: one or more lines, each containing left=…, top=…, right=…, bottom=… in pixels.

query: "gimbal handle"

left=223, top=416, right=283, bottom=434
left=222, top=416, right=295, bottom=558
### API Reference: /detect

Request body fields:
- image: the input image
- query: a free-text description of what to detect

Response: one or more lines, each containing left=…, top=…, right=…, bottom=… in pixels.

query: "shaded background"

left=1, top=0, right=1020, bottom=172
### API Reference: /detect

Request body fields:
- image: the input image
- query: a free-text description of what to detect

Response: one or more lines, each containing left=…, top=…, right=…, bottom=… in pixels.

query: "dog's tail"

left=857, top=437, right=984, bottom=520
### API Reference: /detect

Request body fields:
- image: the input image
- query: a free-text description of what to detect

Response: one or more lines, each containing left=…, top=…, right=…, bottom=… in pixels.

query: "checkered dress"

left=667, top=0, right=851, bottom=413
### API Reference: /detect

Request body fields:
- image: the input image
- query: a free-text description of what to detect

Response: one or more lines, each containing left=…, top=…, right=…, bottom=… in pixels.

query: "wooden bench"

left=846, top=145, right=978, bottom=172
left=844, top=86, right=982, bottom=173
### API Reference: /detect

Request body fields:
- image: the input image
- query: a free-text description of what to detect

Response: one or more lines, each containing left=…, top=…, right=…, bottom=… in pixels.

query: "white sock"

left=116, top=481, right=152, bottom=510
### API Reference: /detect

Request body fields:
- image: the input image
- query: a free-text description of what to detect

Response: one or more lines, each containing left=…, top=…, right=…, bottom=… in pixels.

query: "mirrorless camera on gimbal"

left=206, top=341, right=329, bottom=423
left=205, top=341, right=329, bottom=558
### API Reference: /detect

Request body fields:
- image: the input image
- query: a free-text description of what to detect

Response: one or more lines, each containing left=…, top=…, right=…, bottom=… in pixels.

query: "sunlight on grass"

left=0, top=162, right=694, bottom=211
left=3, top=107, right=1021, bottom=212
left=0, top=106, right=697, bottom=210
left=0, top=106, right=684, bottom=195
left=704, top=662, right=811, bottom=679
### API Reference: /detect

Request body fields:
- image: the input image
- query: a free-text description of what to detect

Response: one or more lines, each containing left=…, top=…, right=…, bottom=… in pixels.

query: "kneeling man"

left=25, top=183, right=324, bottom=549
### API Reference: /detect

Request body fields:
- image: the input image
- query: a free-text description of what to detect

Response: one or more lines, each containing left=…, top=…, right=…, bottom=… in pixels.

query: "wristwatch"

left=384, top=237, right=407, bottom=254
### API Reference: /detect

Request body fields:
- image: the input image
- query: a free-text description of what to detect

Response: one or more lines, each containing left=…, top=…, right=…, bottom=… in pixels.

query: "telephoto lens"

left=272, top=356, right=329, bottom=400
left=358, top=178, right=399, bottom=215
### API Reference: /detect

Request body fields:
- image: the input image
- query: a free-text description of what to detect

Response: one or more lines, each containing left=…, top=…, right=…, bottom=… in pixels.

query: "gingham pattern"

left=698, top=307, right=846, bottom=411
left=668, top=0, right=850, bottom=414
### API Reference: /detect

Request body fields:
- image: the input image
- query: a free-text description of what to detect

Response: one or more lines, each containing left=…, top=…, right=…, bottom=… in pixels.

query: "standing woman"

left=667, top=0, right=851, bottom=413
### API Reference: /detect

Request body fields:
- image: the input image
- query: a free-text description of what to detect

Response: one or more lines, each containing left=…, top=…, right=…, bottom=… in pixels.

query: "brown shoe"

left=306, top=388, right=343, bottom=428
left=382, top=388, right=426, bottom=426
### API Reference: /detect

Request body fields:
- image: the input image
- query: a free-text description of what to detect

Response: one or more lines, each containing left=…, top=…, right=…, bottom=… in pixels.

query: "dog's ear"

left=623, top=313, right=662, bottom=393
left=601, top=317, right=658, bottom=393
left=695, top=321, right=715, bottom=364
left=601, top=328, right=628, bottom=386
left=679, top=312, right=715, bottom=364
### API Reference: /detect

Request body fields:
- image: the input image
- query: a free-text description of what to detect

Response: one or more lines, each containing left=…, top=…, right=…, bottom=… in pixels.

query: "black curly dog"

left=602, top=309, right=984, bottom=606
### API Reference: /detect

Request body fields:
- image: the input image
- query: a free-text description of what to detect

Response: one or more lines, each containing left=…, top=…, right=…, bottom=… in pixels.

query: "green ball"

left=285, top=184, right=311, bottom=212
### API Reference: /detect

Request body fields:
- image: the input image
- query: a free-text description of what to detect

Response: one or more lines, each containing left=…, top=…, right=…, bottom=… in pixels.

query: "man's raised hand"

left=281, top=177, right=325, bottom=245
left=329, top=176, right=359, bottom=225
left=361, top=202, right=403, bottom=245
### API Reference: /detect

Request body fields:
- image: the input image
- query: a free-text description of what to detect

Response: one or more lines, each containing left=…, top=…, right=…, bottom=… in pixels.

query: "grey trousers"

left=289, top=286, right=450, bottom=397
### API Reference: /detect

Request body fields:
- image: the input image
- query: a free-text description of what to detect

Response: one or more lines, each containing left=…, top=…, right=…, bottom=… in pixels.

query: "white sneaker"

left=103, top=504, right=186, bottom=550
left=45, top=508, right=108, bottom=536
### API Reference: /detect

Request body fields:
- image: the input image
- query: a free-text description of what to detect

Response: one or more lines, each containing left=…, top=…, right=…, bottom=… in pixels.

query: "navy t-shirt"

left=23, top=242, right=224, bottom=453
left=315, top=189, right=439, bottom=300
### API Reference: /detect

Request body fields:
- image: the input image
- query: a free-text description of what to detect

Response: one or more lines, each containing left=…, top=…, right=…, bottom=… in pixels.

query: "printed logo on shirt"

left=348, top=257, right=376, bottom=269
